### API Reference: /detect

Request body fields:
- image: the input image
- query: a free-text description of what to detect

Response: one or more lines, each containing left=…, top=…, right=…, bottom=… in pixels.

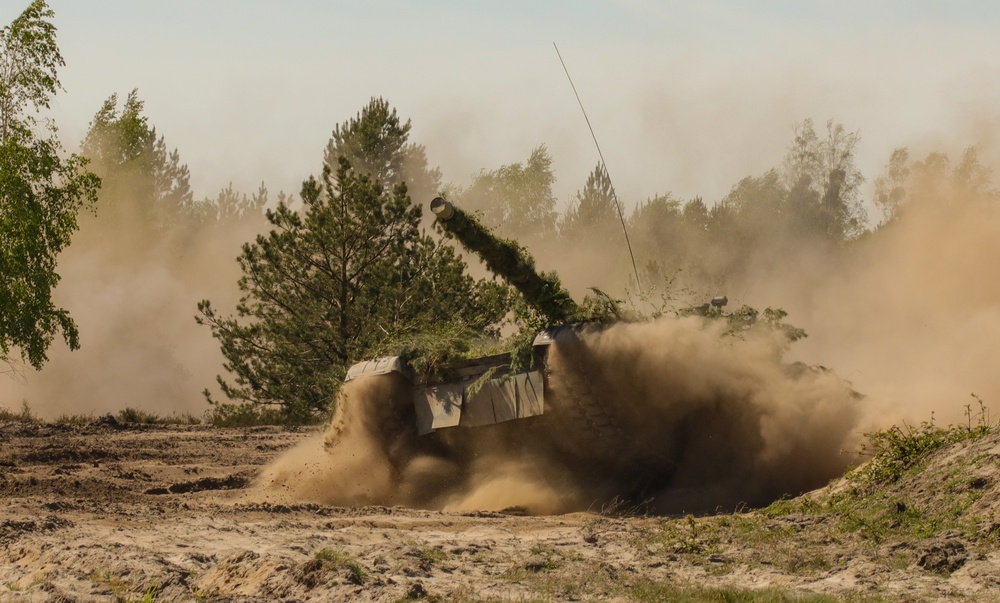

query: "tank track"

left=544, top=346, right=626, bottom=448
left=545, top=343, right=679, bottom=502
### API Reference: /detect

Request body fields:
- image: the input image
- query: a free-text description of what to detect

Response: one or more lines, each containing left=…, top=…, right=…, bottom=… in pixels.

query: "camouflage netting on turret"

left=431, top=197, right=579, bottom=326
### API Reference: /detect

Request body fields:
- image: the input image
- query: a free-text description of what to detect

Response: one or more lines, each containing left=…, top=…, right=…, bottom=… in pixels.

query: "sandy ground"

left=1, top=420, right=998, bottom=602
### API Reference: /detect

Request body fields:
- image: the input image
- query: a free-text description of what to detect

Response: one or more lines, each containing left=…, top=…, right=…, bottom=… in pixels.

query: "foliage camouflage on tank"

left=345, top=197, right=606, bottom=435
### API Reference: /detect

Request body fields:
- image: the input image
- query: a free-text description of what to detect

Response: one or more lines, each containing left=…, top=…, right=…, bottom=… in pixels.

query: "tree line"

left=3, top=1, right=997, bottom=422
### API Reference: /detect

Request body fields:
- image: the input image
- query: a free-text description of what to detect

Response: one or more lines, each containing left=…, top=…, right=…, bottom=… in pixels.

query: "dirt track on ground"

left=1, top=421, right=998, bottom=602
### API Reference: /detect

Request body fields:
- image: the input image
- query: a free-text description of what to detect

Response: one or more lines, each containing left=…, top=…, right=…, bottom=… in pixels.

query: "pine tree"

left=198, top=103, right=508, bottom=420
left=325, top=96, right=441, bottom=206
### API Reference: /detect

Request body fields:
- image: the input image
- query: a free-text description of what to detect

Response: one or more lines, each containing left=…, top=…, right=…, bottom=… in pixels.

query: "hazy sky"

left=12, top=1, right=1000, bottom=214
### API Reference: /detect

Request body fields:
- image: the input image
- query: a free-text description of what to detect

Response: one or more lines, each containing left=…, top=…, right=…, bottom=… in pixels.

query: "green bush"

left=850, top=395, right=995, bottom=492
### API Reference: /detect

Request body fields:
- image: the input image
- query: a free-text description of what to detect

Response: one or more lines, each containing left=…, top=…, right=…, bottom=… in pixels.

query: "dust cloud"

left=257, top=138, right=1000, bottom=516
left=748, top=171, right=1000, bottom=429
left=0, top=189, right=260, bottom=420
left=257, top=375, right=585, bottom=516
left=2, top=71, right=997, bottom=516
left=256, top=317, right=861, bottom=515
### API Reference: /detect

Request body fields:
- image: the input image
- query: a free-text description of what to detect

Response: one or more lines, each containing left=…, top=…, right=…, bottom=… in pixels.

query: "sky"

left=10, top=0, right=1000, bottom=214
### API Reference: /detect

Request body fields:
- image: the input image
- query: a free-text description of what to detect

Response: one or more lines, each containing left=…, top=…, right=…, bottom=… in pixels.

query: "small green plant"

left=406, top=543, right=449, bottom=572
left=315, top=548, right=368, bottom=584
left=89, top=570, right=144, bottom=601
left=762, top=495, right=824, bottom=518
left=125, top=584, right=158, bottom=603
left=116, top=407, right=159, bottom=424
left=3, top=572, right=48, bottom=593
left=653, top=514, right=722, bottom=557
left=523, top=544, right=562, bottom=573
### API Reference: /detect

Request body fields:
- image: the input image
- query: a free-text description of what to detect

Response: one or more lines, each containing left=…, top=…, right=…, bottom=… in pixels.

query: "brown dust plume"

left=256, top=316, right=861, bottom=515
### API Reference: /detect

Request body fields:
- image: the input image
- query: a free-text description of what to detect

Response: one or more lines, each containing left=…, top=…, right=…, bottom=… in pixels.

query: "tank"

left=335, top=198, right=857, bottom=513
left=343, top=197, right=696, bottom=497
left=339, top=196, right=720, bottom=509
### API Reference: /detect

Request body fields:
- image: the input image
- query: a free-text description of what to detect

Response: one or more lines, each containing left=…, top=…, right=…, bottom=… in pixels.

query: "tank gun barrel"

left=430, top=197, right=579, bottom=325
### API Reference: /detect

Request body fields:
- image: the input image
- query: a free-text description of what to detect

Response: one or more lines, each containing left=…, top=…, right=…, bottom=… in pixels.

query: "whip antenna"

left=554, top=42, right=641, bottom=289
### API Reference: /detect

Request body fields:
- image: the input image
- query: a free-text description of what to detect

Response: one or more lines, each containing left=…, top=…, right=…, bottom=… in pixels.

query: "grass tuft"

left=629, top=581, right=876, bottom=602
left=205, top=402, right=318, bottom=427
left=315, top=548, right=368, bottom=585
left=0, top=401, right=39, bottom=423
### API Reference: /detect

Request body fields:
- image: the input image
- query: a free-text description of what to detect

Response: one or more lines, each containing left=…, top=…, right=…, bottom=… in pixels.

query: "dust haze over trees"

left=615, top=119, right=870, bottom=298
left=2, top=77, right=271, bottom=416
left=0, top=0, right=274, bottom=414
left=458, top=145, right=559, bottom=243
left=61, top=88, right=270, bottom=409
left=81, top=90, right=192, bottom=239
left=4, top=0, right=1000, bottom=429
left=875, top=145, right=997, bottom=225
left=80, top=88, right=268, bottom=259
left=197, top=107, right=892, bottom=422
left=561, top=163, right=620, bottom=246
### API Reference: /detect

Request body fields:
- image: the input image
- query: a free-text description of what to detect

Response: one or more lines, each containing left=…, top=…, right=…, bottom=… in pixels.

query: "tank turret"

left=430, top=197, right=579, bottom=325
